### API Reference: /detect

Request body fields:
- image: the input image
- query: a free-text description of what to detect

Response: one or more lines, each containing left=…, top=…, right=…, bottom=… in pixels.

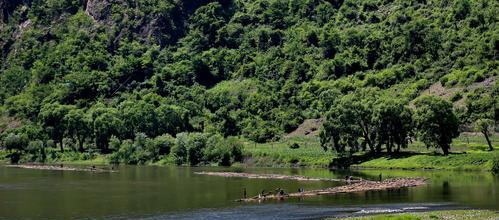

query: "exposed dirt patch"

left=286, top=118, right=324, bottom=138
left=414, top=76, right=496, bottom=108
left=0, top=115, right=22, bottom=133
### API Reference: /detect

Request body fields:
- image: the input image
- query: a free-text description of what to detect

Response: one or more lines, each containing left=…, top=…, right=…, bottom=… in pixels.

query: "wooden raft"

left=237, top=178, right=427, bottom=202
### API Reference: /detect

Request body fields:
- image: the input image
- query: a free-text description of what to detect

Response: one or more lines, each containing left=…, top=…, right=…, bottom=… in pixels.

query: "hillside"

left=0, top=0, right=497, bottom=165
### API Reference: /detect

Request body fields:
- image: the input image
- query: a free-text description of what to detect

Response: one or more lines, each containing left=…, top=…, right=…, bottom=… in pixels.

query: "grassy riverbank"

left=353, top=151, right=499, bottom=172
left=332, top=210, right=499, bottom=220
left=1, top=134, right=497, bottom=172
left=241, top=136, right=334, bottom=167
left=352, top=134, right=498, bottom=172
left=241, top=133, right=498, bottom=172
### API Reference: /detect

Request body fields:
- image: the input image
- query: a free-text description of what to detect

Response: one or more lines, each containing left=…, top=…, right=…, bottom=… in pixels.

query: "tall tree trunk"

left=483, top=132, right=493, bottom=151
left=442, top=145, right=449, bottom=155
left=387, top=138, right=392, bottom=155
left=375, top=142, right=382, bottom=154
left=78, top=136, right=84, bottom=152
left=59, top=140, right=64, bottom=152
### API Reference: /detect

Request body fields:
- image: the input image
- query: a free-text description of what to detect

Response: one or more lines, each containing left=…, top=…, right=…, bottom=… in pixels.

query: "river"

left=0, top=165, right=497, bottom=219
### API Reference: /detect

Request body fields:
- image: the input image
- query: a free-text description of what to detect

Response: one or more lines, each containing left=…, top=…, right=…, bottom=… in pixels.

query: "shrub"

left=109, top=133, right=156, bottom=165
left=26, top=140, right=46, bottom=162
left=185, top=133, right=208, bottom=165
left=151, top=134, right=175, bottom=156
left=204, top=135, right=243, bottom=166
left=289, top=143, right=300, bottom=149
left=450, top=92, right=463, bottom=102
left=4, top=133, right=29, bottom=151
left=172, top=133, right=189, bottom=165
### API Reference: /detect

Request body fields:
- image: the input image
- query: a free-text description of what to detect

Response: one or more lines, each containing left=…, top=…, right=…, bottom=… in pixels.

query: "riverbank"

left=353, top=150, right=499, bottom=172
left=332, top=209, right=499, bottom=220
left=2, top=149, right=498, bottom=173
left=6, top=164, right=115, bottom=172
left=241, top=134, right=498, bottom=172
left=1, top=134, right=497, bottom=172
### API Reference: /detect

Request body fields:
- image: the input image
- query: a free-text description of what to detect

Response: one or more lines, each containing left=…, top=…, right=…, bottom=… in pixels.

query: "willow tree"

left=414, top=96, right=460, bottom=155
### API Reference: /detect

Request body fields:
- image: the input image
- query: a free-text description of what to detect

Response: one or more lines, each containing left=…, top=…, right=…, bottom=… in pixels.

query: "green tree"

left=374, top=98, right=413, bottom=154
left=151, top=134, right=175, bottom=157
left=64, top=109, right=91, bottom=152
left=414, top=96, right=460, bottom=155
left=38, top=103, right=74, bottom=152
left=474, top=119, right=494, bottom=151
left=3, top=133, right=29, bottom=163
left=93, top=108, right=122, bottom=153
left=320, top=88, right=379, bottom=154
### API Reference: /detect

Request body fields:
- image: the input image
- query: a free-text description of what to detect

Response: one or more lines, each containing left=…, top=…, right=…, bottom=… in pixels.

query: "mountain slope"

left=0, top=0, right=497, bottom=147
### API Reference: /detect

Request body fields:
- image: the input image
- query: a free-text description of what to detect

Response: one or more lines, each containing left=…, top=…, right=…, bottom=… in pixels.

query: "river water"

left=0, top=165, right=497, bottom=219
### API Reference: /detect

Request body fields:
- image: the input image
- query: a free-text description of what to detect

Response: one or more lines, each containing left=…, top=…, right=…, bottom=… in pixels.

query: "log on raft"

left=237, top=178, right=427, bottom=202
left=194, top=171, right=362, bottom=183
left=6, top=164, right=115, bottom=173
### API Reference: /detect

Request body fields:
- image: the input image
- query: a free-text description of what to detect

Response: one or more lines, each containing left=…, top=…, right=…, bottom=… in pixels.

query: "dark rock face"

left=0, top=0, right=31, bottom=22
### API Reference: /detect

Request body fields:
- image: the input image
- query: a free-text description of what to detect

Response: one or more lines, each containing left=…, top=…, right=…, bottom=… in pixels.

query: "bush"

left=289, top=143, right=300, bottom=149
left=185, top=133, right=208, bottom=165
left=204, top=135, right=243, bottom=166
left=26, top=140, right=46, bottom=162
left=151, top=134, right=175, bottom=156
left=172, top=133, right=189, bottom=165
left=109, top=133, right=156, bottom=165
left=450, top=92, right=463, bottom=102
left=4, top=133, right=29, bottom=151
left=172, top=133, right=243, bottom=166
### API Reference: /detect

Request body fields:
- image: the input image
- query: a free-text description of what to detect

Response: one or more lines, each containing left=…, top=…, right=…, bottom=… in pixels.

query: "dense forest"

left=0, top=0, right=497, bottom=165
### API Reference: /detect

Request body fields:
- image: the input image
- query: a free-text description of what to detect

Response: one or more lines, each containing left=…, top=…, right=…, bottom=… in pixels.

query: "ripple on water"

left=139, top=203, right=463, bottom=220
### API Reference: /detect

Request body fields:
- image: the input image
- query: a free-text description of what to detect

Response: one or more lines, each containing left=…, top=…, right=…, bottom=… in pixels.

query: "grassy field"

left=330, top=210, right=499, bottom=220
left=354, top=150, right=499, bottom=172
left=241, top=136, right=335, bottom=167
left=406, top=133, right=499, bottom=152
left=354, top=133, right=498, bottom=172
left=242, top=133, right=498, bottom=171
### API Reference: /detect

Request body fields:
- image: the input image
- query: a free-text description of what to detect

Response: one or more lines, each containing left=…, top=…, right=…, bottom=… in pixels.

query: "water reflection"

left=0, top=165, right=497, bottom=220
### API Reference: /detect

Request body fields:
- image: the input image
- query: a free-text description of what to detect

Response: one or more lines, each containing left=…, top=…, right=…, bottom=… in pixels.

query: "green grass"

left=242, top=133, right=498, bottom=171
left=355, top=133, right=499, bottom=172
left=355, top=150, right=499, bottom=172
left=0, top=150, right=8, bottom=163
left=242, top=136, right=336, bottom=167
left=407, top=133, right=499, bottom=153
left=332, top=210, right=499, bottom=220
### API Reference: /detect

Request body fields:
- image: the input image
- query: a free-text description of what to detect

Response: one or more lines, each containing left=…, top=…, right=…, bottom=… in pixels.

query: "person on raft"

left=260, top=190, right=265, bottom=198
left=274, top=188, right=287, bottom=196
left=345, top=175, right=353, bottom=183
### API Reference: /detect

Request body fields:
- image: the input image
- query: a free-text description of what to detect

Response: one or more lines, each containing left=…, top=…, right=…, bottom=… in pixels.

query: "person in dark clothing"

left=243, top=188, right=247, bottom=199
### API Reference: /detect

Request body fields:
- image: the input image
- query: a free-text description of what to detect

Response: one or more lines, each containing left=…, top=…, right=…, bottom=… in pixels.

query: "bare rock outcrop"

left=83, top=0, right=115, bottom=23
